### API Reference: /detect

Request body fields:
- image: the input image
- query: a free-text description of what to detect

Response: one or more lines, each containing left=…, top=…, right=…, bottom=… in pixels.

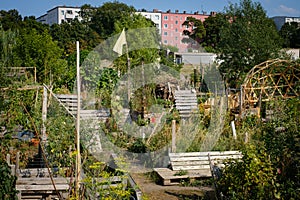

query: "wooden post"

left=258, top=90, right=262, bottom=118
left=193, top=68, right=197, bottom=88
left=171, top=120, right=176, bottom=153
left=6, top=154, right=10, bottom=165
left=75, top=41, right=81, bottom=197
left=15, top=152, right=20, bottom=176
left=239, top=85, right=243, bottom=115
left=214, top=82, right=217, bottom=98
left=141, top=59, right=145, bottom=119
left=231, top=121, right=237, bottom=140
left=34, top=67, right=37, bottom=83
left=226, top=88, right=229, bottom=109
left=42, top=86, right=47, bottom=142
left=245, top=132, right=249, bottom=143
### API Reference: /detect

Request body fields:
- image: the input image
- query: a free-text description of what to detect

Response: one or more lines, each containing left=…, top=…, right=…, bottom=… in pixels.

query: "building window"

left=164, top=16, right=168, bottom=20
left=66, top=10, right=73, bottom=14
left=175, top=20, right=178, bottom=24
left=180, top=17, right=183, bottom=21
left=155, top=15, right=160, bottom=20
left=164, top=31, right=168, bottom=36
left=61, top=10, right=64, bottom=15
left=175, top=28, right=178, bottom=32
left=164, top=24, right=168, bottom=28
left=164, top=40, right=168, bottom=44
left=175, top=36, right=178, bottom=40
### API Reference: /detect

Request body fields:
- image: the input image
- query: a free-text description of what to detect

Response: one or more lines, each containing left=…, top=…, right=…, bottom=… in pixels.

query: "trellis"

left=242, top=59, right=300, bottom=109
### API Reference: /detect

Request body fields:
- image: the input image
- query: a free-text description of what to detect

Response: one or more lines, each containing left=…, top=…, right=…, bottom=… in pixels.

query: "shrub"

left=0, top=159, right=18, bottom=200
left=218, top=144, right=280, bottom=200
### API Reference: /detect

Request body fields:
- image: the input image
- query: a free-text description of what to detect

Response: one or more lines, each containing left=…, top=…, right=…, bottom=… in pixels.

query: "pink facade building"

left=161, top=10, right=214, bottom=52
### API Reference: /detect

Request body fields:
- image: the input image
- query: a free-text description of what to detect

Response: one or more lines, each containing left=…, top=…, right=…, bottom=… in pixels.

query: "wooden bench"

left=154, top=151, right=242, bottom=185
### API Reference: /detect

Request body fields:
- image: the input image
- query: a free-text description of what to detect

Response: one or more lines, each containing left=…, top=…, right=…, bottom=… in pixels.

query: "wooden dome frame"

left=242, top=59, right=300, bottom=108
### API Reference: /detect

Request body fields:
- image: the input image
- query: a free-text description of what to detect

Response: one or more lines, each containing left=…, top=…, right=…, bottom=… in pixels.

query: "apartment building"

left=37, top=6, right=216, bottom=52
left=37, top=6, right=81, bottom=25
left=161, top=10, right=214, bottom=52
left=136, top=10, right=162, bottom=33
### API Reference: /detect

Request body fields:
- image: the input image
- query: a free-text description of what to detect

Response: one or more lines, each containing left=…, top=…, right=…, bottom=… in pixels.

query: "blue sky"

left=1, top=0, right=300, bottom=18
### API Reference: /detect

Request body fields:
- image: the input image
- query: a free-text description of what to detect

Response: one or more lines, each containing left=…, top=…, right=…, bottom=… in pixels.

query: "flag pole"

left=113, top=28, right=130, bottom=102
left=125, top=37, right=131, bottom=102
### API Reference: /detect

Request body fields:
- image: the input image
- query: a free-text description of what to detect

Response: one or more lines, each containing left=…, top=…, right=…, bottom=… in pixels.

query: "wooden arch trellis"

left=242, top=59, right=300, bottom=111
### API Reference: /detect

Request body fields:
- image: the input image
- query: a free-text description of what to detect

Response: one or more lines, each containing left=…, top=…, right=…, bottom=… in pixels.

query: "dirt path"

left=131, top=173, right=215, bottom=200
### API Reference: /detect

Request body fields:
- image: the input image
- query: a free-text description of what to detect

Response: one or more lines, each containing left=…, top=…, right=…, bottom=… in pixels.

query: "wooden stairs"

left=174, top=90, right=198, bottom=118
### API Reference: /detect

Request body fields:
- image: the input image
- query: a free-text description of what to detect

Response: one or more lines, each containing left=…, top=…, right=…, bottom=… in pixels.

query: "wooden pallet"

left=153, top=168, right=211, bottom=186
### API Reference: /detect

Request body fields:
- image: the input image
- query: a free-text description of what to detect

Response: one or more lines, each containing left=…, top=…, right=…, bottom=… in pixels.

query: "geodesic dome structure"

left=242, top=59, right=300, bottom=108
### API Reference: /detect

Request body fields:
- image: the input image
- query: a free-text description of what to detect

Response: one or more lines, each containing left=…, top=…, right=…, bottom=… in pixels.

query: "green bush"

left=0, top=159, right=18, bottom=200
left=218, top=144, right=280, bottom=200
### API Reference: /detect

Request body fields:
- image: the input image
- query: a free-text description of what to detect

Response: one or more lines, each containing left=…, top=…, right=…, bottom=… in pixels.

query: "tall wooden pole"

left=126, top=42, right=131, bottom=102
left=42, top=86, right=47, bottom=143
left=76, top=41, right=81, bottom=197
left=171, top=120, right=176, bottom=153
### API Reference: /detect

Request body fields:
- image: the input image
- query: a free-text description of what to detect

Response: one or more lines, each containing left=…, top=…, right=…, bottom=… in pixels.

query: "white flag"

left=113, top=28, right=127, bottom=57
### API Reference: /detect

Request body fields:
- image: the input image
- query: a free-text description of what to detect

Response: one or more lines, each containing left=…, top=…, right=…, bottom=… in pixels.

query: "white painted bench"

left=154, top=151, right=242, bottom=185
left=169, top=151, right=242, bottom=171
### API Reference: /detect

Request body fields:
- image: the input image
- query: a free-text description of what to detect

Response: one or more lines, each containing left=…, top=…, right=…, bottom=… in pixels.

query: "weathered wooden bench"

left=154, top=151, right=242, bottom=185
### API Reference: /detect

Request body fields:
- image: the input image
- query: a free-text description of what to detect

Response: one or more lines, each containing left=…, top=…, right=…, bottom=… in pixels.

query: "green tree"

left=217, top=0, right=282, bottom=88
left=203, top=13, right=228, bottom=52
left=90, top=1, right=136, bottom=38
left=22, top=16, right=49, bottom=34
left=279, top=22, right=300, bottom=48
left=14, top=28, right=63, bottom=84
left=0, top=9, right=22, bottom=31
left=79, top=4, right=97, bottom=26
left=182, top=17, right=206, bottom=48
left=50, top=19, right=101, bottom=55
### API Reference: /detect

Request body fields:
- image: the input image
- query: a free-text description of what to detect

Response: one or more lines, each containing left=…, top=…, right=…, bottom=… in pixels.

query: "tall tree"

left=279, top=22, right=300, bottom=48
left=50, top=19, right=101, bottom=55
left=90, top=1, right=136, bottom=38
left=217, top=0, right=282, bottom=88
left=203, top=13, right=228, bottom=52
left=0, top=9, right=22, bottom=31
left=14, top=28, right=64, bottom=84
left=22, top=16, right=49, bottom=34
left=182, top=17, right=206, bottom=47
